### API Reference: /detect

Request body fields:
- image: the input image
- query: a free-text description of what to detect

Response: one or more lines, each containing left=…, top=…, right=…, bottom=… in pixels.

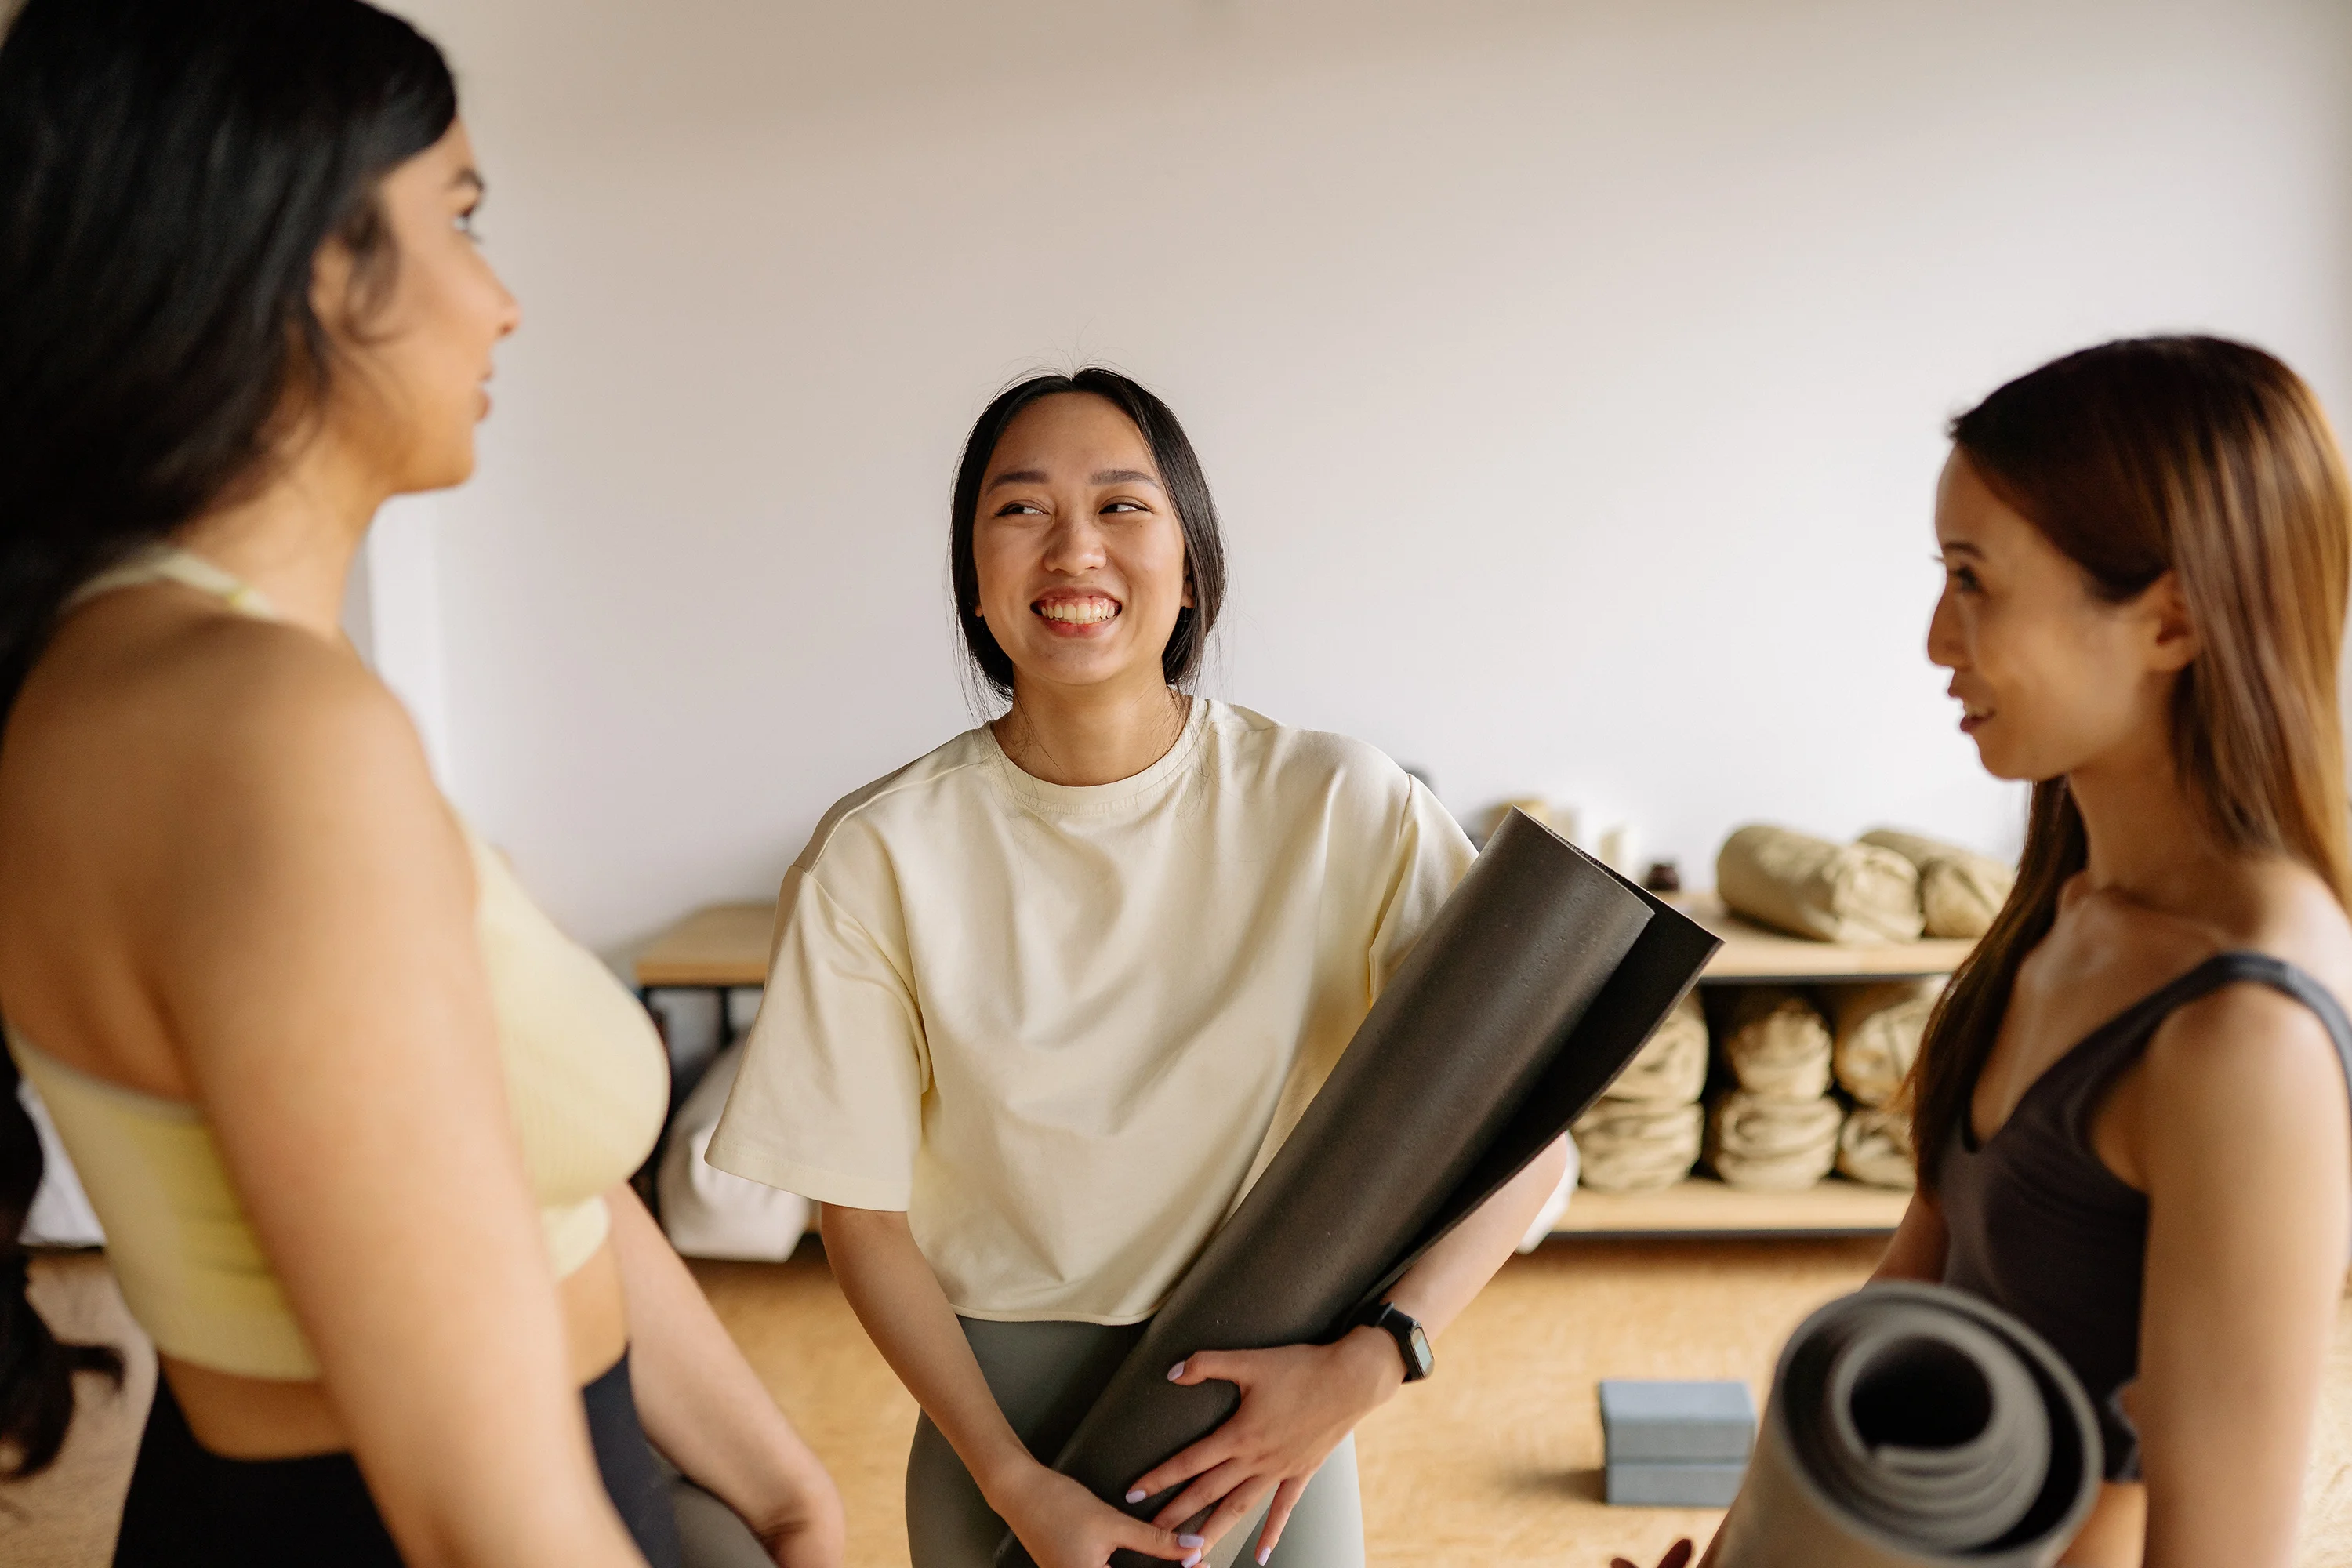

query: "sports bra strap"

left=2116, top=950, right=2352, bottom=1091
left=60, top=544, right=279, bottom=622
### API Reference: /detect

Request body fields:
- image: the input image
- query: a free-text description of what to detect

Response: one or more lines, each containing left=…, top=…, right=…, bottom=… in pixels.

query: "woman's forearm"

left=1381, top=1136, right=1569, bottom=1338
left=818, top=1203, right=1040, bottom=1504
left=605, top=1188, right=840, bottom=1543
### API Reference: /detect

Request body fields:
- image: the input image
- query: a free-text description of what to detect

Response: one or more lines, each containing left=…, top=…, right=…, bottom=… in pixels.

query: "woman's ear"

left=2137, top=570, right=2201, bottom=673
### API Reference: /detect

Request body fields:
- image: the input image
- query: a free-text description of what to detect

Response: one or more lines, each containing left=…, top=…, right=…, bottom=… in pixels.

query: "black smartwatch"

left=1352, top=1301, right=1434, bottom=1382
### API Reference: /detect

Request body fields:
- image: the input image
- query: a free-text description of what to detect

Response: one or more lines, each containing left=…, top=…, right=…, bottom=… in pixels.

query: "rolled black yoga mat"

left=1714, top=1283, right=2102, bottom=1568
left=996, top=810, right=1719, bottom=1568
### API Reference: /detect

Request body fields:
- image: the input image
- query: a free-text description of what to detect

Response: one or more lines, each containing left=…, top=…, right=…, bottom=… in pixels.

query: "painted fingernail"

left=1181, top=1553, right=1202, bottom=1568
left=1167, top=1360, right=1187, bottom=1381
left=1125, top=1487, right=1147, bottom=1503
left=1178, top=1535, right=1205, bottom=1549
left=1258, top=1550, right=1272, bottom=1566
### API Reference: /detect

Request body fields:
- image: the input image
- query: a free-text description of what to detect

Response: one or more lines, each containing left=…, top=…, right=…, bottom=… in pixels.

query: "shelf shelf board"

left=1671, top=894, right=1976, bottom=983
left=634, top=902, right=775, bottom=989
left=1554, top=1175, right=1911, bottom=1239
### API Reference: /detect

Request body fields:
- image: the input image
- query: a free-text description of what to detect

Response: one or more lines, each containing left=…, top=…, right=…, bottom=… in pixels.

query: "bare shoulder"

left=2, top=602, right=459, bottom=912
left=2143, top=955, right=2352, bottom=1165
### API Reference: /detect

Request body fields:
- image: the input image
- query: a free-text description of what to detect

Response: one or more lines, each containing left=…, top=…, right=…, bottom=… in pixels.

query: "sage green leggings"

left=906, top=1318, right=1365, bottom=1568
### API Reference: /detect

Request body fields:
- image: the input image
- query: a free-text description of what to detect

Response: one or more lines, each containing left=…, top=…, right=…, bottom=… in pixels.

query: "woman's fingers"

left=1193, top=1474, right=1278, bottom=1552
left=1115, top=1515, right=1208, bottom=1566
left=1129, top=1431, right=1235, bottom=1503
left=1247, top=1475, right=1309, bottom=1566
left=1149, top=1457, right=1247, bottom=1531
left=1166, top=1349, right=1253, bottom=1389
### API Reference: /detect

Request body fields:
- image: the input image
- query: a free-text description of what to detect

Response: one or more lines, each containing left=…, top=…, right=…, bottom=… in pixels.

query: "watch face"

left=1405, top=1323, right=1434, bottom=1379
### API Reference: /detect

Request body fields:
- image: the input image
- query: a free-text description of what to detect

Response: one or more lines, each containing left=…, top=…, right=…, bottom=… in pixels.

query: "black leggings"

left=113, top=1352, right=684, bottom=1568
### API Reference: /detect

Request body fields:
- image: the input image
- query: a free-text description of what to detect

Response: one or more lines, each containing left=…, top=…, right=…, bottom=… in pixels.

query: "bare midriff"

left=162, top=1239, right=629, bottom=1460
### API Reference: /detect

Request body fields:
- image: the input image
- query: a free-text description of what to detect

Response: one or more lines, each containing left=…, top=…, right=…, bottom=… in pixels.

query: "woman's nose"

left=1041, top=515, right=1106, bottom=573
left=1926, top=590, right=1963, bottom=670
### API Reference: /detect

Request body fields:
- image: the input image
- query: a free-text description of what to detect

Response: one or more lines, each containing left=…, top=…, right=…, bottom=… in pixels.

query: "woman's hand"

left=1610, top=1540, right=1693, bottom=1568
left=1129, top=1328, right=1405, bottom=1562
left=990, top=1459, right=1205, bottom=1568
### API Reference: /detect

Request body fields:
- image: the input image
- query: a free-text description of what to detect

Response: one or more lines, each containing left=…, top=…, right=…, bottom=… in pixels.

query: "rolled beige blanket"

left=1828, top=980, right=1940, bottom=1108
left=1837, top=1105, right=1918, bottom=1189
left=1601, top=991, right=1708, bottom=1106
left=1722, top=985, right=1834, bottom=1102
left=1857, top=828, right=2015, bottom=940
left=1708, top=1090, right=1842, bottom=1191
left=1717, top=825, right=1925, bottom=944
left=1572, top=1102, right=1704, bottom=1192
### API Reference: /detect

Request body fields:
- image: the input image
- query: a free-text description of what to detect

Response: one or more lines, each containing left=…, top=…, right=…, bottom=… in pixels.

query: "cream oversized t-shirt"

left=707, top=699, right=1475, bottom=1323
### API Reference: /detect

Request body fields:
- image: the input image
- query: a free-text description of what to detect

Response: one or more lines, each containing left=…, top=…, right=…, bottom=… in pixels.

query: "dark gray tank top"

left=1938, top=951, right=2352, bottom=1483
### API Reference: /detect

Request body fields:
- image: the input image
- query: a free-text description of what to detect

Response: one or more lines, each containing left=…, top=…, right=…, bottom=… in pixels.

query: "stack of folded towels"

left=1572, top=991, right=1708, bottom=1192
left=1705, top=988, right=1842, bottom=1191
left=1828, top=981, right=1940, bottom=1189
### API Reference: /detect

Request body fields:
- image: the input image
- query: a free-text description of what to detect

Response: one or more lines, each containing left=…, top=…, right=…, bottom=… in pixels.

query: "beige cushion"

left=1599, top=991, right=1709, bottom=1106
left=1720, top=985, right=1834, bottom=1101
left=1572, top=1102, right=1704, bottom=1192
left=1857, top=828, right=2015, bottom=940
left=1718, top=825, right=1924, bottom=943
left=1836, top=1105, right=1918, bottom=1189
left=1707, top=1091, right=1842, bottom=1192
left=1828, top=979, right=1941, bottom=1108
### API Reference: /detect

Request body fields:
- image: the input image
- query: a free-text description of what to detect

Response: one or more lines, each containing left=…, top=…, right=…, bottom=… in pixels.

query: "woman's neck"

left=174, top=429, right=387, bottom=641
left=993, top=677, right=1191, bottom=788
left=2067, top=729, right=2235, bottom=915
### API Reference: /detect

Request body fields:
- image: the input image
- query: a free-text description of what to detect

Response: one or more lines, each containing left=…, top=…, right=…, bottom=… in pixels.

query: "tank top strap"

left=60, top=544, right=281, bottom=622
left=2055, top=950, right=2352, bottom=1125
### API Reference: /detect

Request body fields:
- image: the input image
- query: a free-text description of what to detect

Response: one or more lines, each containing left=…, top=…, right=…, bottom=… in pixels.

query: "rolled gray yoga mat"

left=996, top=811, right=1719, bottom=1568
left=1715, top=1283, right=2101, bottom=1568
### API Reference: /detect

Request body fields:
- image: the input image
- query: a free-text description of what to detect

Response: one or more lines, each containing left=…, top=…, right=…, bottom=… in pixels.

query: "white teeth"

left=1038, top=597, right=1118, bottom=625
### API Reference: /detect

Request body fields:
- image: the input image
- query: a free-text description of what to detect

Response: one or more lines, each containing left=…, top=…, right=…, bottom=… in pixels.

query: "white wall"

left=383, top=0, right=2352, bottom=957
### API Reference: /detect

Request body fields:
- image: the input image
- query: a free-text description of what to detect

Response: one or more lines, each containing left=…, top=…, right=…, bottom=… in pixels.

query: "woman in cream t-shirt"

left=710, top=369, right=1569, bottom=1568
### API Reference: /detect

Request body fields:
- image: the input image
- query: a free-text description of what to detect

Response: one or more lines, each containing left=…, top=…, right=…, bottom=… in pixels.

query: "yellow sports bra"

left=6, top=546, right=670, bottom=1381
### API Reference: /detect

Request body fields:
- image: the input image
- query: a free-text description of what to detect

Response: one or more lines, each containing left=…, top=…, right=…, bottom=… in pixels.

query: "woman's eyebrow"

left=985, top=468, right=1048, bottom=491
left=1092, top=469, right=1160, bottom=488
left=1939, top=539, right=1986, bottom=558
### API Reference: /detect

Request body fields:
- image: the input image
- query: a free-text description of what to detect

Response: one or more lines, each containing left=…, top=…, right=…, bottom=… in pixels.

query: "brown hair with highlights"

left=1911, top=336, right=2352, bottom=1188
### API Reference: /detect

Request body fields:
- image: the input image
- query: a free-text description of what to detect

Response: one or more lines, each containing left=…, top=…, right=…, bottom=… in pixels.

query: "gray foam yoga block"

left=1601, top=1379, right=1758, bottom=1465
left=1607, top=1461, right=1749, bottom=1508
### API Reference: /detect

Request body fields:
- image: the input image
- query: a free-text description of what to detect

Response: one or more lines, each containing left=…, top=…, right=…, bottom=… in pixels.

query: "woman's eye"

left=1102, top=500, right=1147, bottom=515
left=993, top=502, right=1045, bottom=517
left=454, top=209, right=481, bottom=242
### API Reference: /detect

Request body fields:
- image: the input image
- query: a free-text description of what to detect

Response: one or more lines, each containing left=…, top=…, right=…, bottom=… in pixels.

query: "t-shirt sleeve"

left=1366, top=775, right=1479, bottom=999
left=705, top=864, right=927, bottom=1210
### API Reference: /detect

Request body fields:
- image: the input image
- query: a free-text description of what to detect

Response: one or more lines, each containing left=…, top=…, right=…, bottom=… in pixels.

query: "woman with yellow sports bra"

left=0, top=2, right=843, bottom=1565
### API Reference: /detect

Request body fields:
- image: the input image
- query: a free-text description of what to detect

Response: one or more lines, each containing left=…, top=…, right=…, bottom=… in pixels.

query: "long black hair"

left=0, top=0, right=457, bottom=1480
left=949, top=368, right=1229, bottom=701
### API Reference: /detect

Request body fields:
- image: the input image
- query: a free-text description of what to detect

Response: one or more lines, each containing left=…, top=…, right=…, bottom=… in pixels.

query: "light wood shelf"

left=1554, top=1176, right=1910, bottom=1239
left=1670, top=893, right=1976, bottom=983
left=634, top=902, right=775, bottom=988
left=634, top=892, right=1980, bottom=991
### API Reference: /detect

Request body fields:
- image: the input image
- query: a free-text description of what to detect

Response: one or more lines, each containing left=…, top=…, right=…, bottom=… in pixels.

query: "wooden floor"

left=9, top=1241, right=2352, bottom=1567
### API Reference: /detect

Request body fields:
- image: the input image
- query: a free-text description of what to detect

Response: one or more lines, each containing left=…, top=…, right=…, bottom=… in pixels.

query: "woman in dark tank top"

left=1864, top=337, right=2352, bottom=1568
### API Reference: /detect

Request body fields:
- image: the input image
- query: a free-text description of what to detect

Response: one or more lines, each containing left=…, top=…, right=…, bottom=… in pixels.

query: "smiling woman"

left=709, top=368, right=1571, bottom=1568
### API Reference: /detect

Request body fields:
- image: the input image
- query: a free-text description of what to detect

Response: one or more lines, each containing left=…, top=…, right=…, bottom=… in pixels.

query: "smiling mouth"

left=1034, top=594, right=1121, bottom=626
